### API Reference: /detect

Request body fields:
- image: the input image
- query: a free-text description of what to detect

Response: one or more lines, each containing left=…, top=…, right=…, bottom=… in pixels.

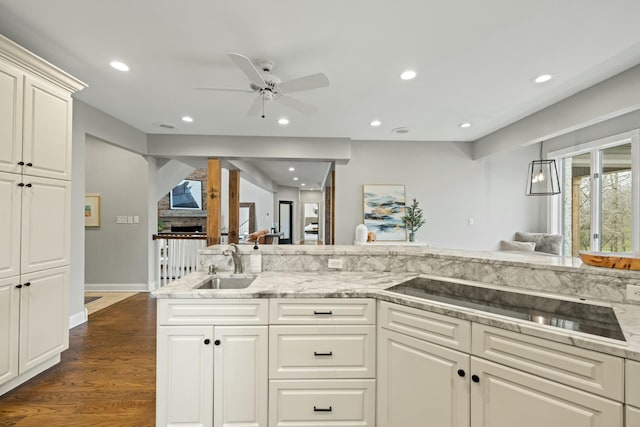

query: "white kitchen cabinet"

left=627, top=360, right=640, bottom=427
left=377, top=327, right=470, bottom=427
left=378, top=300, right=625, bottom=427
left=0, top=58, right=73, bottom=180
left=470, top=357, right=622, bottom=427
left=0, top=266, right=69, bottom=391
left=157, top=326, right=214, bottom=427
left=0, top=59, right=23, bottom=175
left=0, top=277, right=19, bottom=386
left=0, top=172, right=21, bottom=279
left=156, top=299, right=269, bottom=427
left=20, top=176, right=70, bottom=274
left=0, top=35, right=84, bottom=396
left=213, top=326, right=268, bottom=427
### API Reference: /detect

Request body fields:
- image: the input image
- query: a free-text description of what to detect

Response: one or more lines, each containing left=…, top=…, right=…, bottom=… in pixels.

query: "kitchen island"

left=152, top=245, right=640, bottom=427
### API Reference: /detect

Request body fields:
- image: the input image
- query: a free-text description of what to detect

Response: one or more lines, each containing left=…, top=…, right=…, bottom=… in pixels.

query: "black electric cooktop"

left=385, top=277, right=626, bottom=341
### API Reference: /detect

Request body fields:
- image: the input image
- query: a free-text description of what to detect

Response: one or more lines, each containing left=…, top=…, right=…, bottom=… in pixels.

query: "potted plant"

left=402, top=198, right=426, bottom=242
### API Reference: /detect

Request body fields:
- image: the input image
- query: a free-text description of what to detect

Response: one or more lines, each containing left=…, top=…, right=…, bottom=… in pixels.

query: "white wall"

left=335, top=140, right=541, bottom=250
left=221, top=169, right=275, bottom=233
left=84, top=136, right=149, bottom=290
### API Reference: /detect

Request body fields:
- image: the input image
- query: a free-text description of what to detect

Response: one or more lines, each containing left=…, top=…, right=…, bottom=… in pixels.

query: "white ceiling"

left=1, top=0, right=640, bottom=187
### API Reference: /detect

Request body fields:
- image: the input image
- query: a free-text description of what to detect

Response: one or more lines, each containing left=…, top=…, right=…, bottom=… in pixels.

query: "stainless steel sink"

left=197, top=274, right=257, bottom=290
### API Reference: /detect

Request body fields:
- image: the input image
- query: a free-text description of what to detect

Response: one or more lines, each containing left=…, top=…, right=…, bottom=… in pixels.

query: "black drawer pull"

left=18, top=183, right=24, bottom=187
left=313, top=310, right=333, bottom=315
left=457, top=369, right=466, bottom=377
left=204, top=339, right=210, bottom=345
left=471, top=374, right=480, bottom=383
left=25, top=183, right=32, bottom=188
left=314, top=351, right=333, bottom=357
left=24, top=282, right=31, bottom=287
left=26, top=162, right=33, bottom=167
left=314, top=406, right=332, bottom=412
left=16, top=284, right=23, bottom=289
left=17, top=161, right=25, bottom=166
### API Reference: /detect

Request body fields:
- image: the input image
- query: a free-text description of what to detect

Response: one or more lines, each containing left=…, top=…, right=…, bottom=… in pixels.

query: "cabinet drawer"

left=378, top=301, right=471, bottom=352
left=628, top=405, right=640, bottom=427
left=269, top=325, right=375, bottom=379
left=158, top=299, right=268, bottom=325
left=627, top=360, right=640, bottom=406
left=269, top=298, right=375, bottom=324
left=269, top=379, right=375, bottom=427
left=472, top=323, right=624, bottom=401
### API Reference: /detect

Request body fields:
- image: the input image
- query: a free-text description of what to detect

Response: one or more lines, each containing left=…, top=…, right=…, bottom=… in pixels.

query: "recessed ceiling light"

left=301, top=183, right=306, bottom=186
left=459, top=122, right=472, bottom=128
left=400, top=70, right=417, bottom=80
left=288, top=167, right=295, bottom=172
left=110, top=60, right=129, bottom=72
left=370, top=120, right=382, bottom=127
left=181, top=116, right=194, bottom=123
left=278, top=118, right=289, bottom=125
left=534, top=74, right=552, bottom=83
left=293, top=177, right=299, bottom=181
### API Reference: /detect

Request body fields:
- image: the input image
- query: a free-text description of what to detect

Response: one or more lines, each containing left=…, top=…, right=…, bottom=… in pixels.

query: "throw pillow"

left=500, top=240, right=536, bottom=252
left=515, top=232, right=562, bottom=255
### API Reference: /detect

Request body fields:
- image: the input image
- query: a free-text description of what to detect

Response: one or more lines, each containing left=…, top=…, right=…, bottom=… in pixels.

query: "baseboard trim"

left=85, top=283, right=148, bottom=292
left=147, top=280, right=158, bottom=291
left=69, top=308, right=88, bottom=329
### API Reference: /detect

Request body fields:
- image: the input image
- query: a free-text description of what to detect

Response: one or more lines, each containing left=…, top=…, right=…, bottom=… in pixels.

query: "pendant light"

left=526, top=141, right=560, bottom=196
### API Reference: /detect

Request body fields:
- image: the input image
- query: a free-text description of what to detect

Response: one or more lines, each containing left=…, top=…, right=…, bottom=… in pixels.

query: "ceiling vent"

left=392, top=127, right=410, bottom=134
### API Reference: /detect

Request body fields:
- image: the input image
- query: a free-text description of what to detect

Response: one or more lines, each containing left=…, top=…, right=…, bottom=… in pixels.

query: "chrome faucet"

left=223, top=243, right=243, bottom=274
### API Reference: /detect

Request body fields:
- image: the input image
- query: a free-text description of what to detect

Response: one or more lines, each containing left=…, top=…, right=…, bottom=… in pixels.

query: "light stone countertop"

left=152, top=269, right=640, bottom=361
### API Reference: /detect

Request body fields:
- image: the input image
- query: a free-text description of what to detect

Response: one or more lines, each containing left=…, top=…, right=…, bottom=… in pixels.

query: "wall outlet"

left=328, top=259, right=344, bottom=269
left=116, top=216, right=127, bottom=224
left=626, top=284, right=640, bottom=302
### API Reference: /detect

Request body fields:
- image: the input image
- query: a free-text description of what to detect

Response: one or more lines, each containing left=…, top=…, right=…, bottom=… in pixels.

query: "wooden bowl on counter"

left=578, top=251, right=640, bottom=271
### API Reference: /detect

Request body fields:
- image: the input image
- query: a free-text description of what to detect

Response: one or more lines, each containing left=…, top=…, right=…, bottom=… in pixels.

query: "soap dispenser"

left=249, top=240, right=262, bottom=273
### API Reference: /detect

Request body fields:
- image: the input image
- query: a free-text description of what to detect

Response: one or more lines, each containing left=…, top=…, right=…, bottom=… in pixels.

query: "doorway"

left=279, top=201, right=293, bottom=244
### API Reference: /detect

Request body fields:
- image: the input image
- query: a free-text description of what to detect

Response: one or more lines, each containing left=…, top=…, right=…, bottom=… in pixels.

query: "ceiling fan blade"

left=194, top=87, right=255, bottom=93
left=278, top=73, right=329, bottom=94
left=228, top=53, right=266, bottom=88
left=246, top=95, right=264, bottom=116
left=278, top=95, right=317, bottom=114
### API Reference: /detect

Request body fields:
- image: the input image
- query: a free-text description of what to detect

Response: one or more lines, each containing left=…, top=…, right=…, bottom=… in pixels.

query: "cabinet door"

left=214, top=326, right=268, bottom=427
left=22, top=75, right=72, bottom=180
left=0, top=172, right=21, bottom=279
left=377, top=328, right=470, bottom=427
left=0, top=277, right=20, bottom=386
left=19, top=267, right=69, bottom=372
left=0, top=60, right=23, bottom=175
left=156, top=325, right=214, bottom=427
left=20, top=176, right=70, bottom=274
left=470, top=357, right=622, bottom=427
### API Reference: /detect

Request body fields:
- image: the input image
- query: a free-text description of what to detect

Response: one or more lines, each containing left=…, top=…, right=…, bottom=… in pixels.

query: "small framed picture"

left=170, top=180, right=203, bottom=210
left=85, top=194, right=101, bottom=227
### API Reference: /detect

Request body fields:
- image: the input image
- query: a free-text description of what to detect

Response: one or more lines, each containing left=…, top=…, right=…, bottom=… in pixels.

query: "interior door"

left=279, top=201, right=293, bottom=244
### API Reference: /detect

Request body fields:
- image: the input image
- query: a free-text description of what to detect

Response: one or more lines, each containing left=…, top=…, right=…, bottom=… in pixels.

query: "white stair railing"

left=154, top=234, right=207, bottom=287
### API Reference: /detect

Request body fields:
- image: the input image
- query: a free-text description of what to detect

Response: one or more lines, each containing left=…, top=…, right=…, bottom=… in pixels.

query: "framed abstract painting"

left=362, top=184, right=406, bottom=240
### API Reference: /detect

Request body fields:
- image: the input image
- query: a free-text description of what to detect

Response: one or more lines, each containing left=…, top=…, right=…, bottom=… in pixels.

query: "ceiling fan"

left=196, top=53, right=330, bottom=118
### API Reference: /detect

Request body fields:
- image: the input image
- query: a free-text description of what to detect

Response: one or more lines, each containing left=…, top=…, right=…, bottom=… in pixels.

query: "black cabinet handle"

left=214, top=339, right=221, bottom=346
left=26, top=162, right=33, bottom=167
left=204, top=339, right=210, bottom=345
left=313, top=406, right=332, bottom=412
left=471, top=374, right=480, bottom=383
left=314, top=351, right=333, bottom=357
left=313, top=310, right=333, bottom=315
left=25, top=183, right=32, bottom=188
left=24, top=282, right=31, bottom=287
left=16, top=284, right=23, bottom=289
left=18, top=183, right=24, bottom=187
left=457, top=369, right=466, bottom=377
left=17, top=161, right=25, bottom=166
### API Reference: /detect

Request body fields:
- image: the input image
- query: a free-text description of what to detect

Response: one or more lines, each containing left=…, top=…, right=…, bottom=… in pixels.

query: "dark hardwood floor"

left=0, top=293, right=156, bottom=426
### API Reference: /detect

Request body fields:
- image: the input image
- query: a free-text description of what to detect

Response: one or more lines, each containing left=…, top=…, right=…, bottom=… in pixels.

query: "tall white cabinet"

left=0, top=35, right=85, bottom=395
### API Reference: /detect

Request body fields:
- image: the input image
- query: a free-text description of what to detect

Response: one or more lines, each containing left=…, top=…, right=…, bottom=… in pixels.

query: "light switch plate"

left=133, top=216, right=139, bottom=224
left=116, top=216, right=127, bottom=224
left=627, top=285, right=640, bottom=302
left=328, top=259, right=344, bottom=269
left=127, top=216, right=133, bottom=224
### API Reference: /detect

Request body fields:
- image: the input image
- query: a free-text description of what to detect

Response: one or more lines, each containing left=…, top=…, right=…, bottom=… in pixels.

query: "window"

left=550, top=131, right=639, bottom=256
